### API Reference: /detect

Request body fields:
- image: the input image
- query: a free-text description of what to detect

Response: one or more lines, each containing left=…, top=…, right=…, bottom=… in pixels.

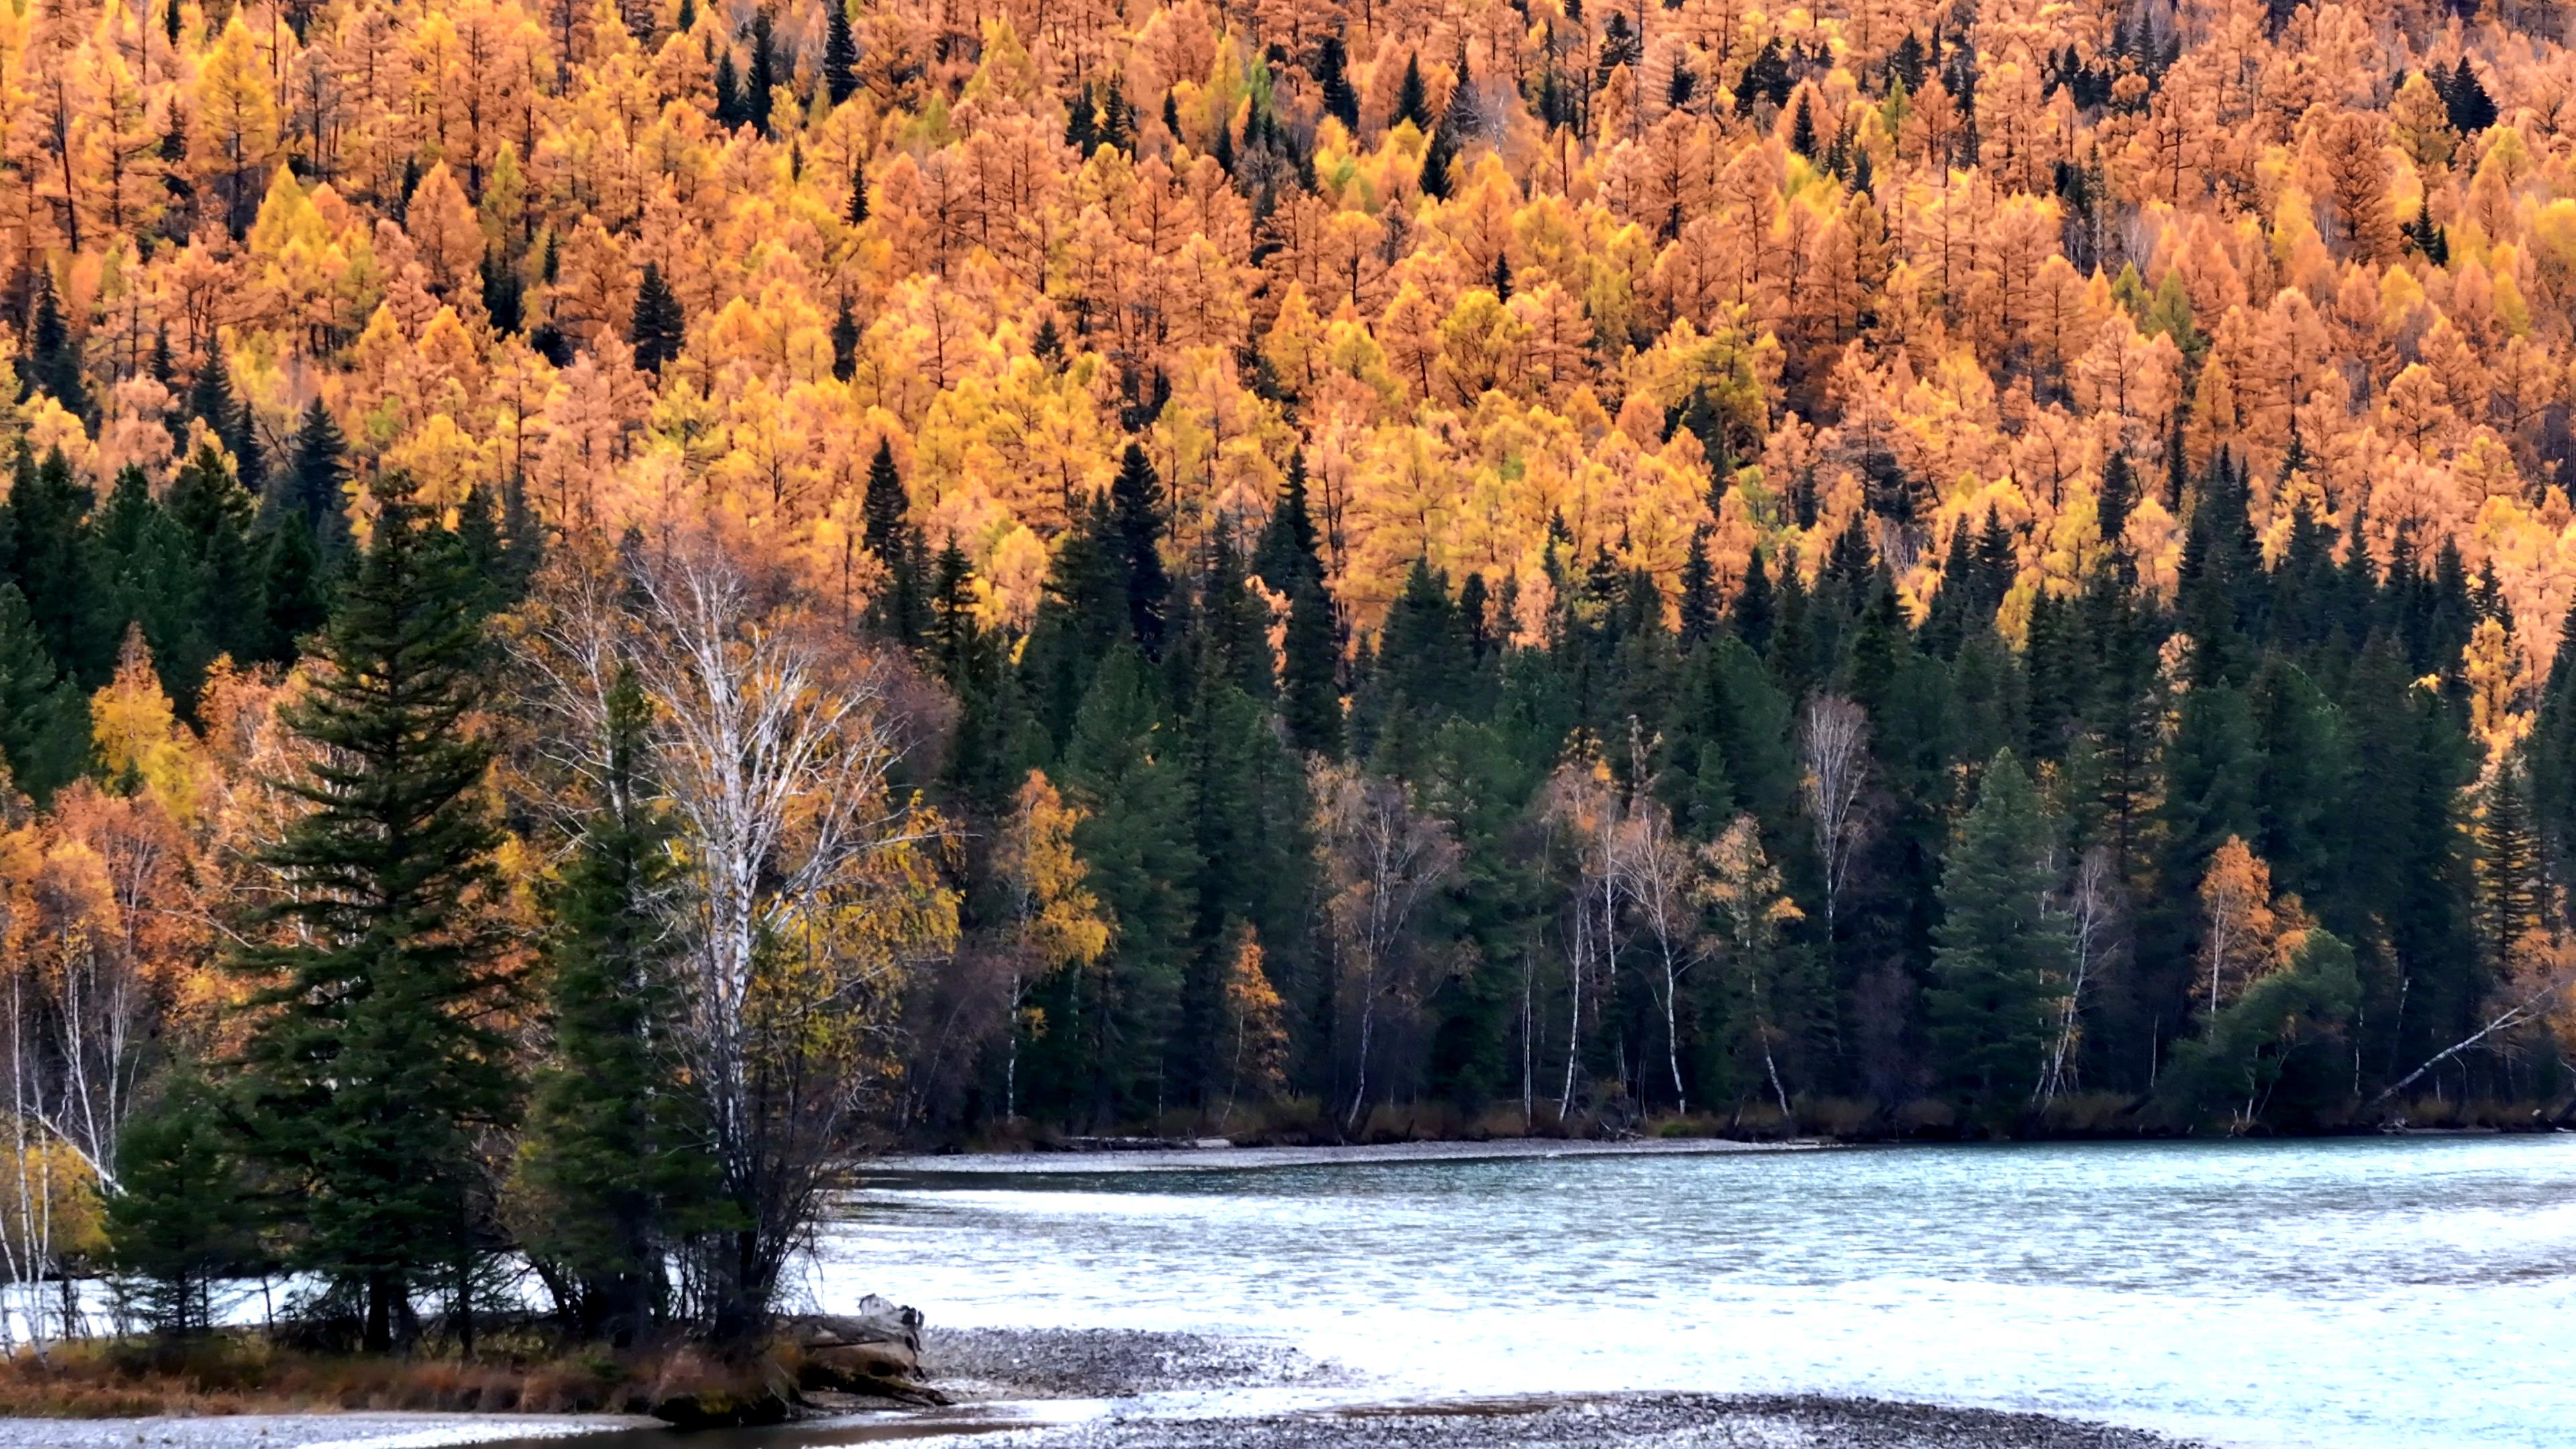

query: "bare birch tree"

left=1801, top=695, right=1870, bottom=950
left=2038, top=845, right=2116, bottom=1108
left=1613, top=798, right=1703, bottom=1113
left=1542, top=763, right=1621, bottom=1119
left=1318, top=765, right=1458, bottom=1132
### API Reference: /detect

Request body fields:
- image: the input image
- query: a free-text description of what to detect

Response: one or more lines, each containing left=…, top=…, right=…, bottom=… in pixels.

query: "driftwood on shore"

left=780, top=1296, right=945, bottom=1407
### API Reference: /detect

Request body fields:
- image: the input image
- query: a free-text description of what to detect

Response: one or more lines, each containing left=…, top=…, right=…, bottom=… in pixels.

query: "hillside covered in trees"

left=6, top=0, right=2576, bottom=1352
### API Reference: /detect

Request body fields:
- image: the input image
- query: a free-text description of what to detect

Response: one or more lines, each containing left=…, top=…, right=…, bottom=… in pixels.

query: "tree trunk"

left=364, top=1272, right=395, bottom=1354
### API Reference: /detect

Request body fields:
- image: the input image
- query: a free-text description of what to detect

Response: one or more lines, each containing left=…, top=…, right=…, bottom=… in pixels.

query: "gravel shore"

left=968, top=1392, right=2206, bottom=1448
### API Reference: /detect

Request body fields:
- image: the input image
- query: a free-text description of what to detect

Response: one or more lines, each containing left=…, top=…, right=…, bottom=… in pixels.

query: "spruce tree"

left=1676, top=525, right=1716, bottom=645
left=712, top=48, right=743, bottom=128
left=1315, top=36, right=1361, bottom=131
left=1, top=447, right=109, bottom=686
left=228, top=476, right=518, bottom=1354
left=283, top=397, right=353, bottom=551
left=830, top=296, right=859, bottom=381
left=628, top=262, right=688, bottom=374
left=25, top=277, right=90, bottom=419
left=0, top=584, right=89, bottom=799
left=517, top=667, right=710, bottom=1342
left=189, top=347, right=261, bottom=487
left=1110, top=443, right=1172, bottom=656
left=256, top=513, right=333, bottom=663
left=1395, top=53, right=1430, bottom=129
left=105, top=1069, right=260, bottom=1336
left=822, top=0, right=857, bottom=105
left=746, top=11, right=777, bottom=135
left=1927, top=750, right=2068, bottom=1125
left=1731, top=547, right=1774, bottom=653
left=861, top=438, right=925, bottom=645
left=94, top=466, right=217, bottom=702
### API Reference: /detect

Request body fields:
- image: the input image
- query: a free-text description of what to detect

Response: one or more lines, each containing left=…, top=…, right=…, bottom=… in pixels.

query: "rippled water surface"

left=816, top=1137, right=2576, bottom=1448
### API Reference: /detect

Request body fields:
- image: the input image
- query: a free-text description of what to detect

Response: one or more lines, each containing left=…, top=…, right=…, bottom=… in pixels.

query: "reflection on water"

left=800, top=1137, right=2576, bottom=1449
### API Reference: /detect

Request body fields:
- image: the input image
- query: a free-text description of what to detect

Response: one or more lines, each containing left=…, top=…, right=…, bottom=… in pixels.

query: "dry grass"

left=0, top=1332, right=698, bottom=1419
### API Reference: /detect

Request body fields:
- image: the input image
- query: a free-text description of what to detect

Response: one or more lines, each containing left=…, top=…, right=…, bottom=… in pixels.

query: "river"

left=812, top=1135, right=2576, bottom=1449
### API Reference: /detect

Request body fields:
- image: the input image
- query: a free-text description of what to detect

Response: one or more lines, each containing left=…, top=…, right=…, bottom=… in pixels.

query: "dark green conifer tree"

left=1314, top=36, right=1361, bottom=130
left=1, top=447, right=109, bottom=686
left=228, top=476, right=519, bottom=1355
left=0, top=584, right=89, bottom=799
left=517, top=667, right=712, bottom=1343
left=1110, top=443, right=1171, bottom=656
left=1395, top=52, right=1430, bottom=128
left=627, top=262, right=687, bottom=374
left=830, top=296, right=859, bottom=381
left=282, top=397, right=353, bottom=553
left=1927, top=750, right=2068, bottom=1125
left=24, top=277, right=90, bottom=419
left=822, top=0, right=857, bottom=105
left=103, top=1069, right=261, bottom=1336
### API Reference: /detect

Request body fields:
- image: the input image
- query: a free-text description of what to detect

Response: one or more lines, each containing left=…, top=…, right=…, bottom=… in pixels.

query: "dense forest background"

left=5, top=0, right=2576, bottom=1319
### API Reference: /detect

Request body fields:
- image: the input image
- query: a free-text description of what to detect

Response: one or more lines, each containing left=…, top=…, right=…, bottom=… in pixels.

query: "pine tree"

left=1732, top=547, right=1774, bottom=653
left=517, top=667, right=710, bottom=1343
left=712, top=48, right=743, bottom=127
left=1676, top=525, right=1717, bottom=645
left=1110, top=443, right=1171, bottom=656
left=830, top=296, right=859, bottom=381
left=846, top=166, right=869, bottom=224
left=746, top=12, right=776, bottom=135
left=229, top=476, right=518, bottom=1355
left=1927, top=749, right=2068, bottom=1125
left=189, top=347, right=260, bottom=486
left=861, top=438, right=925, bottom=645
left=822, top=0, right=857, bottom=105
left=0, top=584, right=89, bottom=800
left=1395, top=53, right=1430, bottom=129
left=94, top=466, right=217, bottom=704
left=103, top=1069, right=261, bottom=1336
left=256, top=513, right=332, bottom=662
left=1315, top=36, right=1361, bottom=131
left=282, top=398, right=352, bottom=552
left=1, top=447, right=111, bottom=686
left=24, top=277, right=91, bottom=419
left=627, top=262, right=686, bottom=374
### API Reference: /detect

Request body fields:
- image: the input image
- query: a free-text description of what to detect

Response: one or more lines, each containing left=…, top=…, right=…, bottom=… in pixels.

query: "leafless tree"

left=1801, top=694, right=1871, bottom=949
left=2038, top=846, right=2117, bottom=1108
left=1542, top=763, right=1621, bottom=1119
left=1613, top=798, right=1704, bottom=1114
left=1318, top=766, right=1458, bottom=1132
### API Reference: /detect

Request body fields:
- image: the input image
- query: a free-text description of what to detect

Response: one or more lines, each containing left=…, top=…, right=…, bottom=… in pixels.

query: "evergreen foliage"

left=227, top=477, right=518, bottom=1354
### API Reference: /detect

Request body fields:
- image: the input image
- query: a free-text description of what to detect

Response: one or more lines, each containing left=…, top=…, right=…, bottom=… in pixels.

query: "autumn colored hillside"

left=11, top=0, right=2576, bottom=660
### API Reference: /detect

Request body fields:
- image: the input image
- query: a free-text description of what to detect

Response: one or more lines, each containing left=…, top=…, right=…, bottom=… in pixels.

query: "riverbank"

left=0, top=1326, right=2212, bottom=1448
left=870, top=1134, right=1817, bottom=1175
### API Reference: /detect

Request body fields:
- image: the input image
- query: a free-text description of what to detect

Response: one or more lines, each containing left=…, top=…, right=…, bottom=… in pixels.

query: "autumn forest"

left=0, top=0, right=2572, bottom=1356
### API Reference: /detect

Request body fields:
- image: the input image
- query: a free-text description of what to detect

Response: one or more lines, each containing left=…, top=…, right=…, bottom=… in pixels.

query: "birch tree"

left=529, top=532, right=957, bottom=1340
left=1613, top=796, right=1703, bottom=1113
left=1801, top=695, right=1870, bottom=951
left=1318, top=765, right=1457, bottom=1132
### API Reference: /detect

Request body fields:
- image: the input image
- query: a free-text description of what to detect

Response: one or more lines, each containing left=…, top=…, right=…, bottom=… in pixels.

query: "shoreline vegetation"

left=0, top=1326, right=2213, bottom=1448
